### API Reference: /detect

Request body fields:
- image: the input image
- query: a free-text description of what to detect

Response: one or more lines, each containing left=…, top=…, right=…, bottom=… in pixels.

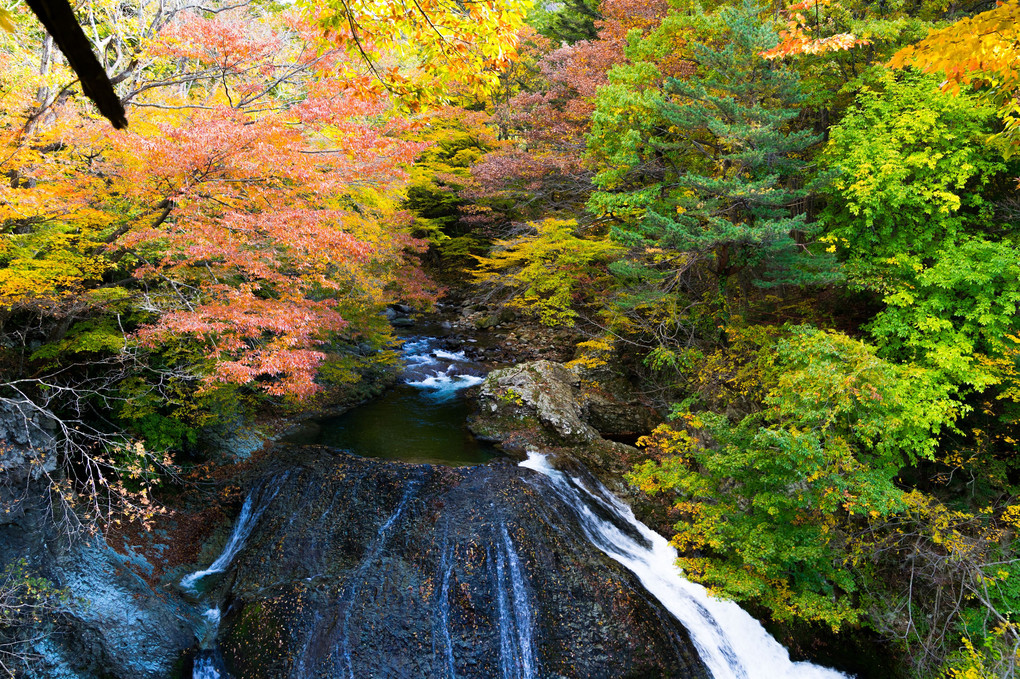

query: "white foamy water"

left=520, top=452, right=850, bottom=679
left=432, top=543, right=458, bottom=679
left=199, top=608, right=221, bottom=647
left=401, top=337, right=486, bottom=402
left=432, top=349, right=469, bottom=362
left=192, top=655, right=220, bottom=679
left=494, top=524, right=537, bottom=679
left=406, top=372, right=486, bottom=398
left=180, top=474, right=288, bottom=592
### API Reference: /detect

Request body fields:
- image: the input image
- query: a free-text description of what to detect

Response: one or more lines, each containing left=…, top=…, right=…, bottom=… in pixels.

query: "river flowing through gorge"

left=179, top=335, right=850, bottom=678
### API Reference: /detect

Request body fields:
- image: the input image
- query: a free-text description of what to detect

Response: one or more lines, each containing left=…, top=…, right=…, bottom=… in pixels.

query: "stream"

left=180, top=334, right=851, bottom=678
left=284, top=337, right=495, bottom=465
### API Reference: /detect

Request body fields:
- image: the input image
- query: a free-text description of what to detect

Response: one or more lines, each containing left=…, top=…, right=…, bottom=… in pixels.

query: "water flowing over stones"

left=493, top=523, right=536, bottom=679
left=285, top=336, right=495, bottom=466
left=209, top=449, right=709, bottom=678
left=181, top=474, right=289, bottom=594
left=183, top=343, right=850, bottom=678
left=7, top=330, right=859, bottom=678
left=519, top=452, right=848, bottom=679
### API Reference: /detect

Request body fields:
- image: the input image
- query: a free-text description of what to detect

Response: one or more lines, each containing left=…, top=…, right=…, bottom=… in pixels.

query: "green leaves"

left=770, top=326, right=956, bottom=465
left=588, top=0, right=834, bottom=288
left=867, top=239, right=1020, bottom=390
left=822, top=68, right=1020, bottom=399
left=821, top=68, right=1006, bottom=266
left=630, top=326, right=960, bottom=628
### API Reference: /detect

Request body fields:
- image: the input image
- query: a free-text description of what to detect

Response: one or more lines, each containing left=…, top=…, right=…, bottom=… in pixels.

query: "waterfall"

left=500, top=524, right=536, bottom=679
left=432, top=542, right=458, bottom=679
left=489, top=523, right=538, bottom=679
left=520, top=452, right=850, bottom=679
left=192, top=654, right=220, bottom=679
left=337, top=476, right=423, bottom=679
left=181, top=473, right=289, bottom=679
left=187, top=610, right=225, bottom=679
left=199, top=608, right=221, bottom=647
left=180, top=474, right=289, bottom=593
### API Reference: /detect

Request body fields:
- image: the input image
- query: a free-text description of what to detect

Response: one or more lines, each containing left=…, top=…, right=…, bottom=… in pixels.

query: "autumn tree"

left=890, top=0, right=1020, bottom=155
left=0, top=0, right=527, bottom=529
left=473, top=217, right=622, bottom=325
left=630, top=326, right=958, bottom=628
left=469, top=0, right=671, bottom=226
left=758, top=0, right=943, bottom=107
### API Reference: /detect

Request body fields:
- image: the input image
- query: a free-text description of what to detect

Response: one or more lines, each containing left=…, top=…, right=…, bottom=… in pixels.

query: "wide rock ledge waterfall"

left=178, top=336, right=849, bottom=678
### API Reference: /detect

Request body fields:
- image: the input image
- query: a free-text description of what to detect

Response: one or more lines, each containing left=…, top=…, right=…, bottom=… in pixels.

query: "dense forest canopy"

left=2, top=0, right=1020, bottom=675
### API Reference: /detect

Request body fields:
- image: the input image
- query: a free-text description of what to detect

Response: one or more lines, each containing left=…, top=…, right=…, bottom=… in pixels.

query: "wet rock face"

left=43, top=542, right=197, bottom=678
left=0, top=517, right=197, bottom=679
left=0, top=405, right=194, bottom=679
left=0, top=401, right=57, bottom=525
left=216, top=448, right=708, bottom=679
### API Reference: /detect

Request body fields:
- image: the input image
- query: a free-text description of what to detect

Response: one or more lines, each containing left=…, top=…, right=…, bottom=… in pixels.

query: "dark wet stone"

left=215, top=448, right=709, bottom=679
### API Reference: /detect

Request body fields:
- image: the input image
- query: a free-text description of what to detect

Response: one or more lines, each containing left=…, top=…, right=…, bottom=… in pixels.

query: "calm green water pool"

left=285, top=337, right=498, bottom=466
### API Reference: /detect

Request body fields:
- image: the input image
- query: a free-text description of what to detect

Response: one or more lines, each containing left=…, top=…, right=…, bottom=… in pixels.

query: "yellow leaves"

left=942, top=634, right=1006, bottom=679
left=637, top=422, right=702, bottom=461
left=472, top=218, right=622, bottom=326
left=889, top=0, right=1020, bottom=153
left=306, top=0, right=531, bottom=107
left=1000, top=504, right=1020, bottom=530
left=566, top=337, right=615, bottom=370
left=0, top=7, right=14, bottom=33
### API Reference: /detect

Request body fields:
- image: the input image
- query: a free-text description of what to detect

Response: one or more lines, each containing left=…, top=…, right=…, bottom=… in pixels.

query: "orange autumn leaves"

left=118, top=107, right=426, bottom=398
left=114, top=22, right=434, bottom=397
left=889, top=0, right=1020, bottom=154
left=1, top=8, right=442, bottom=398
left=761, top=0, right=867, bottom=60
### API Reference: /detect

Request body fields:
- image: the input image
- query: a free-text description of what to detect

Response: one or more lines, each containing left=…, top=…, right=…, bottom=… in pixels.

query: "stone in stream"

left=213, top=447, right=709, bottom=679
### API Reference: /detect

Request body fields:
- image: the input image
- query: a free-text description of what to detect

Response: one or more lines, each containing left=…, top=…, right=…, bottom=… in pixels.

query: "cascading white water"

left=180, top=475, right=288, bottom=593
left=199, top=608, right=221, bottom=647
left=181, top=474, right=288, bottom=679
left=489, top=523, right=538, bottom=679
left=192, top=655, right=221, bottom=679
left=499, top=524, right=536, bottom=679
left=520, top=452, right=850, bottom=679
left=432, top=543, right=458, bottom=679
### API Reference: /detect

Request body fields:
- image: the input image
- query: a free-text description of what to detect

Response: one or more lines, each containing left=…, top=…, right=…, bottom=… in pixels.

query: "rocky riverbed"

left=0, top=302, right=698, bottom=679
left=0, top=297, right=861, bottom=679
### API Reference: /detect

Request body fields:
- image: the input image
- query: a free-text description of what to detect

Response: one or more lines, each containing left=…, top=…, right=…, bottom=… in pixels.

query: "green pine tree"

left=588, top=0, right=834, bottom=290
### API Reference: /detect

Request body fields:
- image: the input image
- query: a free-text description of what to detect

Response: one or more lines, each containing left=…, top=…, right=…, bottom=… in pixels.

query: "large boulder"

left=477, top=361, right=600, bottom=444
left=473, top=360, right=661, bottom=473
left=30, top=541, right=197, bottom=679
left=211, top=448, right=709, bottom=679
